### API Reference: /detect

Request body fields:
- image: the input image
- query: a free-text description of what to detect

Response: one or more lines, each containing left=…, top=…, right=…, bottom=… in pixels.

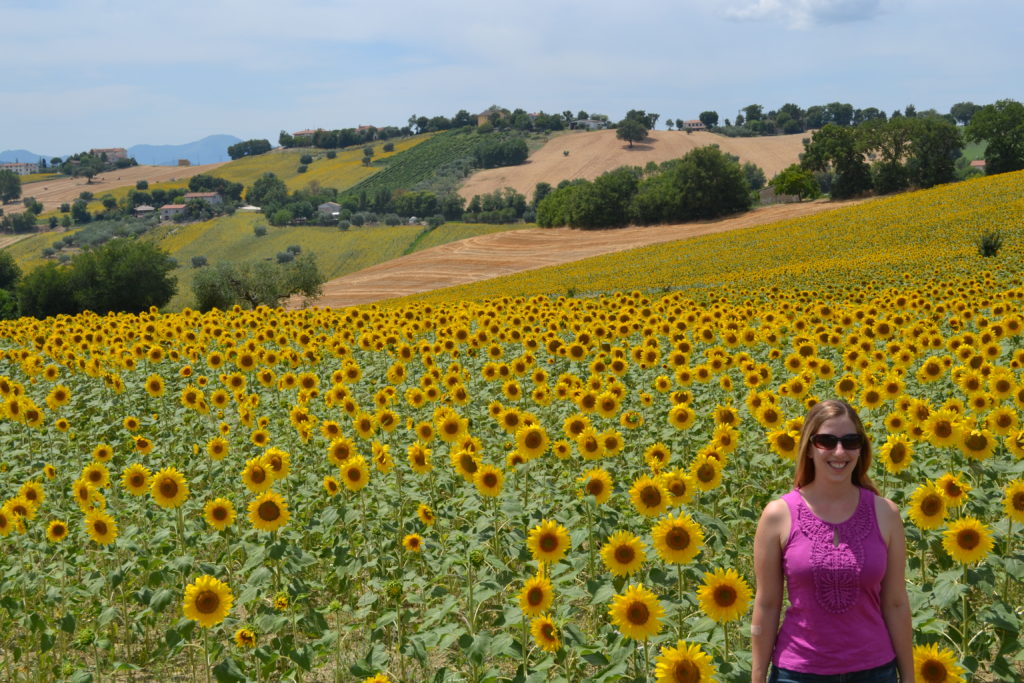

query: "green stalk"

left=642, top=637, right=651, bottom=683
left=203, top=627, right=211, bottom=683
left=961, top=563, right=969, bottom=659
left=676, top=563, right=685, bottom=638
left=1005, top=518, right=1014, bottom=602
left=522, top=614, right=530, bottom=677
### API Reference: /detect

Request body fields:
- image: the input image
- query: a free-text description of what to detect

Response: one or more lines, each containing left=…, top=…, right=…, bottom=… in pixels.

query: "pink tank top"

left=772, top=487, right=896, bottom=674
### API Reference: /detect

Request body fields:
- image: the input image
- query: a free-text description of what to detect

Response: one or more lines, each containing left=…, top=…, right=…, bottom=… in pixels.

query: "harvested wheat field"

left=458, top=129, right=809, bottom=201
left=303, top=198, right=863, bottom=309
left=5, top=162, right=227, bottom=215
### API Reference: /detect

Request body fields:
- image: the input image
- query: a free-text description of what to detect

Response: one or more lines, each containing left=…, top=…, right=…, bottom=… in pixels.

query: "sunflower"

left=653, top=640, right=718, bottom=683
left=407, top=442, right=433, bottom=474
left=643, top=442, right=672, bottom=471
left=182, top=574, right=233, bottom=628
left=371, top=441, right=394, bottom=474
left=84, top=510, right=118, bottom=545
left=578, top=468, right=613, bottom=504
left=417, top=503, right=436, bottom=526
left=151, top=467, right=189, bottom=508
left=922, top=409, right=961, bottom=448
left=81, top=462, right=110, bottom=489
left=1004, top=479, right=1024, bottom=523
left=942, top=516, right=993, bottom=564
left=659, top=469, right=695, bottom=506
left=43, top=463, right=57, bottom=479
left=935, top=473, right=971, bottom=507
left=531, top=614, right=560, bottom=652
left=92, top=443, right=114, bottom=463
left=696, top=568, right=752, bottom=623
left=121, top=463, right=151, bottom=496
left=241, top=457, right=274, bottom=493
left=474, top=464, right=504, bottom=498
left=652, top=512, right=704, bottom=565
left=360, top=676, right=392, bottom=683
left=913, top=643, right=965, bottom=683
left=767, top=429, right=799, bottom=461
left=204, top=498, right=236, bottom=531
left=908, top=482, right=947, bottom=530
left=519, top=574, right=554, bottom=617
left=526, top=519, right=571, bottom=564
left=340, top=456, right=370, bottom=492
left=46, top=519, right=69, bottom=543
left=515, top=424, right=549, bottom=460
left=403, top=533, right=424, bottom=552
left=451, top=448, right=480, bottom=482
left=248, top=491, right=290, bottom=533
left=1008, top=430, right=1024, bottom=459
left=879, top=434, right=914, bottom=474
left=630, top=475, right=670, bottom=517
left=206, top=437, right=229, bottom=460
left=563, top=413, right=592, bottom=439
left=667, top=404, right=696, bottom=431
left=133, top=435, right=153, bottom=455
left=18, top=481, right=44, bottom=508
left=144, top=373, right=165, bottom=398
left=600, top=530, right=647, bottom=577
left=323, top=475, right=340, bottom=496
left=234, top=627, right=257, bottom=649
left=608, top=583, right=664, bottom=641
left=958, top=428, right=996, bottom=460
left=690, top=454, right=723, bottom=492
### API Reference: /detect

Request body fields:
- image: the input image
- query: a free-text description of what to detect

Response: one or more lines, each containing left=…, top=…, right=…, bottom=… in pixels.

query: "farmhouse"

left=0, top=161, right=40, bottom=176
left=680, top=120, right=706, bottom=131
left=134, top=204, right=156, bottom=217
left=159, top=204, right=187, bottom=221
left=90, top=147, right=128, bottom=162
left=476, top=106, right=508, bottom=126
left=183, top=192, right=223, bottom=206
left=318, top=201, right=341, bottom=218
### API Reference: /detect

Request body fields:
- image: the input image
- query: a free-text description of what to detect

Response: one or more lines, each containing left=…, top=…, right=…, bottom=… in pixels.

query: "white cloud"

left=724, top=0, right=882, bottom=28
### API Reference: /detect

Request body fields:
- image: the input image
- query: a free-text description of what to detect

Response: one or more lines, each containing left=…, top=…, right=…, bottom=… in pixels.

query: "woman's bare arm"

left=878, top=497, right=915, bottom=682
left=751, top=498, right=787, bottom=682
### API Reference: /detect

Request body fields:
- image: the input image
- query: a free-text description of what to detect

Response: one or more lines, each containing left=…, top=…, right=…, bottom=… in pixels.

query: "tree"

left=906, top=116, right=962, bottom=188
left=699, top=111, right=719, bottom=128
left=17, top=262, right=77, bottom=318
left=246, top=172, right=288, bottom=207
left=0, top=250, right=21, bottom=290
left=0, top=170, right=21, bottom=203
left=801, top=124, right=872, bottom=198
left=67, top=239, right=177, bottom=313
left=949, top=101, right=981, bottom=126
left=630, top=146, right=752, bottom=224
left=742, top=162, right=767, bottom=191
left=770, top=165, right=820, bottom=200
left=616, top=119, right=648, bottom=148
left=742, top=104, right=763, bottom=122
left=227, top=139, right=272, bottom=160
left=192, top=254, right=324, bottom=310
left=966, top=99, right=1024, bottom=175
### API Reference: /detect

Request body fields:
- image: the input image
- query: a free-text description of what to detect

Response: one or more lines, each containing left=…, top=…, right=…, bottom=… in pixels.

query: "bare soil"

left=303, top=198, right=865, bottom=309
left=4, top=163, right=227, bottom=215
left=458, top=129, right=809, bottom=201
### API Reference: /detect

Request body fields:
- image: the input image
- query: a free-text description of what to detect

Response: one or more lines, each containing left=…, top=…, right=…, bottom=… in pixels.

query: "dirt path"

left=458, top=129, right=808, bottom=201
left=5, top=163, right=227, bottom=215
left=304, top=199, right=864, bottom=308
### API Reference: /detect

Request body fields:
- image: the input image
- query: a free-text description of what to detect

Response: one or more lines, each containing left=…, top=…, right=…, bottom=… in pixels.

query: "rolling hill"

left=458, top=129, right=809, bottom=201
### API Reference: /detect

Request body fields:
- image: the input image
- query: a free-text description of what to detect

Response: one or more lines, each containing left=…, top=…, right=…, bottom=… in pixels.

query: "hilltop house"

left=680, top=120, right=706, bottom=131
left=89, top=148, right=128, bottom=162
left=183, top=192, right=223, bottom=206
left=0, top=161, right=40, bottom=176
left=476, top=106, right=508, bottom=126
left=570, top=118, right=609, bottom=131
left=318, top=201, right=341, bottom=218
left=159, top=204, right=187, bottom=221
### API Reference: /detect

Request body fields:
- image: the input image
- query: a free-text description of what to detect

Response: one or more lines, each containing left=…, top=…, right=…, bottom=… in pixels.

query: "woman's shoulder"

left=759, top=496, right=791, bottom=525
left=870, top=491, right=900, bottom=518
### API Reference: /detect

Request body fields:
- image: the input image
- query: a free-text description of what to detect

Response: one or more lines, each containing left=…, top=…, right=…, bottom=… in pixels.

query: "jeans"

left=768, top=659, right=899, bottom=683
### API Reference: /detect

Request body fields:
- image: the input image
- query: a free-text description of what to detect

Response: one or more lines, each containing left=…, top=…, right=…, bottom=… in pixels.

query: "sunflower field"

left=1, top=173, right=1024, bottom=683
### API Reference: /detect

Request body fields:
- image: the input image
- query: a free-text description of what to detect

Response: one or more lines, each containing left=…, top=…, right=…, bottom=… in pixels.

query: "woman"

left=751, top=400, right=914, bottom=682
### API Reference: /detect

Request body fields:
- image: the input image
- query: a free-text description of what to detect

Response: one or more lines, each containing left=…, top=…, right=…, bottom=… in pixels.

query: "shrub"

left=300, top=154, right=313, bottom=165
left=59, top=203, right=70, bottom=213
left=384, top=214, right=401, bottom=226
left=191, top=255, right=208, bottom=268
left=978, top=229, right=1004, bottom=257
left=286, top=245, right=301, bottom=255
left=276, top=251, right=294, bottom=263
left=79, top=191, right=93, bottom=201
left=350, top=213, right=365, bottom=227
left=338, top=220, right=350, bottom=230
left=254, top=224, right=268, bottom=237
left=326, top=150, right=337, bottom=159
left=136, top=180, right=148, bottom=190
left=297, top=165, right=308, bottom=174
left=427, top=215, right=445, bottom=229
left=383, top=142, right=394, bottom=153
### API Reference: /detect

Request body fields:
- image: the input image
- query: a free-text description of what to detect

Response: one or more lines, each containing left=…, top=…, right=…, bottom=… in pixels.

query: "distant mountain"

left=0, top=149, right=50, bottom=164
left=128, top=134, right=243, bottom=166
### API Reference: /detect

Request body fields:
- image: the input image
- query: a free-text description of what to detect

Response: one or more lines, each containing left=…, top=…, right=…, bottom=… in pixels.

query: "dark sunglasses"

left=810, top=433, right=863, bottom=451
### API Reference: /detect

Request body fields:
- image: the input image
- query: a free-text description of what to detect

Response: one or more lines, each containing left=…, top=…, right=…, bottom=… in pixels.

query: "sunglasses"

left=810, top=433, right=863, bottom=451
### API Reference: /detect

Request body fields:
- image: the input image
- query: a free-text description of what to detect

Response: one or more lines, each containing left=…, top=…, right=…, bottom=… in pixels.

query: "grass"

left=19, top=173, right=61, bottom=185
left=206, top=136, right=431, bottom=193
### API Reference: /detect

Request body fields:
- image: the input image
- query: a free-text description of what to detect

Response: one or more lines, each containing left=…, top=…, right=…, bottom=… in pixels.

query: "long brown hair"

left=794, top=399, right=878, bottom=493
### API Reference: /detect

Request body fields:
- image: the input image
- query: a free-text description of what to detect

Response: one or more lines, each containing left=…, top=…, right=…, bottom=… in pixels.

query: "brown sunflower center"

left=160, top=479, right=178, bottom=498
left=459, top=453, right=478, bottom=474
left=1013, top=492, right=1024, bottom=511
left=539, top=534, right=558, bottom=552
left=195, top=590, right=220, bottom=614
left=666, top=527, right=691, bottom=550
left=586, top=480, right=605, bottom=496
left=934, top=422, right=952, bottom=438
left=965, top=434, right=987, bottom=451
left=945, top=482, right=962, bottom=497
left=258, top=501, right=280, bottom=521
left=52, top=524, right=66, bottom=536
left=777, top=434, right=795, bottom=451
left=697, top=465, right=715, bottom=483
left=889, top=444, right=906, bottom=463
left=524, top=431, right=543, bottom=449
left=672, top=660, right=701, bottom=683
left=920, top=661, right=946, bottom=682
left=614, top=545, right=636, bottom=565
left=93, top=520, right=108, bottom=535
left=921, top=494, right=943, bottom=517
left=714, top=585, right=737, bottom=607
left=957, top=529, right=980, bottom=550
left=212, top=507, right=228, bottom=521
left=541, top=623, right=555, bottom=640
left=346, top=468, right=362, bottom=482
left=640, top=485, right=662, bottom=507
left=626, top=601, right=650, bottom=625
left=527, top=586, right=544, bottom=606
left=483, top=473, right=498, bottom=487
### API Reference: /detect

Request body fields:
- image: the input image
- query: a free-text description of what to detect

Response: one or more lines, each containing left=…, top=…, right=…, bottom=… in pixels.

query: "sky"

left=3, top=0, right=1022, bottom=157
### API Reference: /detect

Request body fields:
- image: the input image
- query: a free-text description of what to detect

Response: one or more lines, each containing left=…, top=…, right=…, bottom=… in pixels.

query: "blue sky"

left=3, top=0, right=1021, bottom=157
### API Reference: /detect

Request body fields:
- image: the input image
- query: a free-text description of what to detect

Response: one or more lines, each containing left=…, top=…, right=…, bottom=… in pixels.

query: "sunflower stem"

left=584, top=500, right=595, bottom=580
left=202, top=627, right=211, bottom=683
left=919, top=541, right=927, bottom=586
left=522, top=614, right=530, bottom=677
left=724, top=620, right=730, bottom=666
left=676, top=563, right=685, bottom=639
left=1005, top=518, right=1013, bottom=602
left=960, top=563, right=969, bottom=659
left=642, top=637, right=651, bottom=682
left=176, top=506, right=187, bottom=552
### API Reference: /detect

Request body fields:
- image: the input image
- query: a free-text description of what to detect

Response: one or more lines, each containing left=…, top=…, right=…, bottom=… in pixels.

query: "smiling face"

left=808, top=414, right=861, bottom=484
